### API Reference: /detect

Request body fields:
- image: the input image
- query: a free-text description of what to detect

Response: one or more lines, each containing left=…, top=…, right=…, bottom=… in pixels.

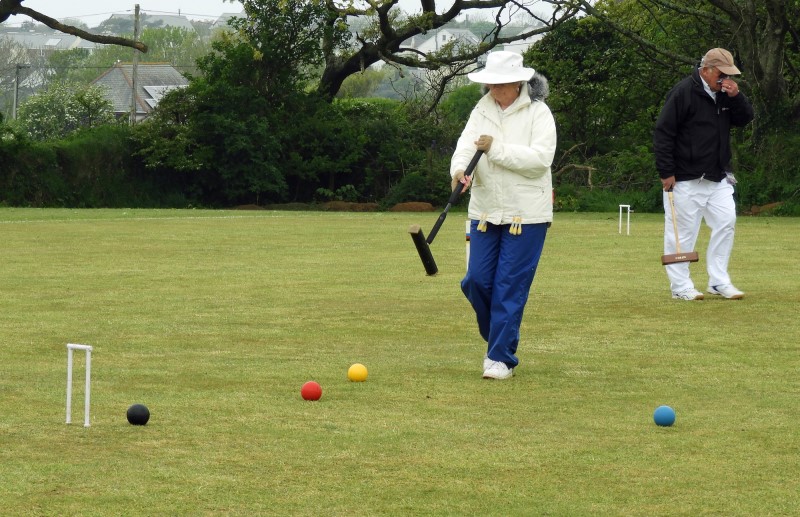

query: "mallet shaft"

left=425, top=150, right=483, bottom=245
left=668, top=191, right=682, bottom=254
left=661, top=190, right=699, bottom=265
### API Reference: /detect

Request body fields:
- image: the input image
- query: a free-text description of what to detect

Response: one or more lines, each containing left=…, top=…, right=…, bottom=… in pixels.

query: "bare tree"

left=0, top=0, right=147, bottom=52
left=318, top=0, right=581, bottom=99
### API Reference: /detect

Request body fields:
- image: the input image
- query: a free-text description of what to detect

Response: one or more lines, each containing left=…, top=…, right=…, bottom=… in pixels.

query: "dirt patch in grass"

left=257, top=203, right=316, bottom=211
left=745, top=202, right=783, bottom=215
left=321, top=201, right=380, bottom=211
left=389, top=202, right=435, bottom=212
left=231, top=204, right=266, bottom=210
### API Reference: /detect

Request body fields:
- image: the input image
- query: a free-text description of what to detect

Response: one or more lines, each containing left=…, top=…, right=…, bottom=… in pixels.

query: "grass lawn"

left=1, top=208, right=798, bottom=516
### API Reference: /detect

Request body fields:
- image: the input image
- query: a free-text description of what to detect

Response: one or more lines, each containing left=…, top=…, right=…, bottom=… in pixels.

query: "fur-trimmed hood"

left=527, top=72, right=550, bottom=102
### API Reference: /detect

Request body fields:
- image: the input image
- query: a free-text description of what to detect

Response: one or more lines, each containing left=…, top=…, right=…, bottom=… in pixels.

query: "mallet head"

left=661, top=251, right=699, bottom=265
left=409, top=224, right=438, bottom=276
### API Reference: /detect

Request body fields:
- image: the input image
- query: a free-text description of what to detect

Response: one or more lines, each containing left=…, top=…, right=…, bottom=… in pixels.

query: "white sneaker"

left=672, top=288, right=704, bottom=301
left=483, top=361, right=514, bottom=380
left=708, top=284, right=744, bottom=300
left=483, top=354, right=491, bottom=371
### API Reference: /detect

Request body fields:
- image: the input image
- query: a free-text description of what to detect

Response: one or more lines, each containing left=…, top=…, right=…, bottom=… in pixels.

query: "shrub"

left=16, top=81, right=115, bottom=141
left=735, top=133, right=800, bottom=210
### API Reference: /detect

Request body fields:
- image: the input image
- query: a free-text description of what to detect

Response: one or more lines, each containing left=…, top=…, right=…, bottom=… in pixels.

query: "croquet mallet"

left=409, top=150, right=483, bottom=276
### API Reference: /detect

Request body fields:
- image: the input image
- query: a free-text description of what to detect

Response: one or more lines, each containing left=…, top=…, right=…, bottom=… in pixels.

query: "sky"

left=8, top=0, right=436, bottom=28
left=11, top=1, right=245, bottom=27
left=10, top=1, right=538, bottom=29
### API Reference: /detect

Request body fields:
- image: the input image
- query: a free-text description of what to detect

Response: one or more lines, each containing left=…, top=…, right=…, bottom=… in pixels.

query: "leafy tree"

left=523, top=16, right=684, bottom=205
left=133, top=0, right=339, bottom=205
left=133, top=48, right=282, bottom=204
left=46, top=48, right=91, bottom=83
left=132, top=0, right=466, bottom=207
left=438, top=82, right=481, bottom=127
left=141, top=27, right=207, bottom=72
left=527, top=17, right=674, bottom=155
left=16, top=81, right=115, bottom=140
left=576, top=0, right=800, bottom=133
left=337, top=68, right=389, bottom=98
left=528, top=2, right=799, bottom=209
left=228, top=0, right=346, bottom=98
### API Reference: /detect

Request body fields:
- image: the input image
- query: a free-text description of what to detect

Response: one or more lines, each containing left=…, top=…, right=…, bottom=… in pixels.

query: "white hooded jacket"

left=450, top=73, right=557, bottom=225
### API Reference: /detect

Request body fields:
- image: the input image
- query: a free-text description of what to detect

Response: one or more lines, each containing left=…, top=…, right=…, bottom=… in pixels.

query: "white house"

left=411, top=28, right=481, bottom=54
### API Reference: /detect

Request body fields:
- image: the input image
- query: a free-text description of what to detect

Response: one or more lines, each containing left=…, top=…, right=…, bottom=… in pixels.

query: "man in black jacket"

left=653, top=48, right=754, bottom=301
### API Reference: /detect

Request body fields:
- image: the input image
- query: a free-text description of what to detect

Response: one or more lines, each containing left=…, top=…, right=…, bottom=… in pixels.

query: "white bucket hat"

left=467, top=51, right=535, bottom=84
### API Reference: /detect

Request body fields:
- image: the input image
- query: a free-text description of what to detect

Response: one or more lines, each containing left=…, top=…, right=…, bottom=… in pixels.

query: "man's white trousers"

left=663, top=179, right=736, bottom=293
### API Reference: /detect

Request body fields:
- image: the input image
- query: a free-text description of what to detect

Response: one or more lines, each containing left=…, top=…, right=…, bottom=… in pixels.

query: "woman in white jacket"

left=451, top=51, right=557, bottom=380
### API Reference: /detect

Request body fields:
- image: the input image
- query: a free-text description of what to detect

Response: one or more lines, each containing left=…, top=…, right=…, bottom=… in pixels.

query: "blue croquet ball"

left=127, top=404, right=150, bottom=425
left=653, top=405, right=676, bottom=427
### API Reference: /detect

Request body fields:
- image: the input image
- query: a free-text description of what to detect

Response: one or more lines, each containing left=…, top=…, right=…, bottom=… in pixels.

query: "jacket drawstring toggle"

left=477, top=213, right=488, bottom=232
left=510, top=216, right=522, bottom=235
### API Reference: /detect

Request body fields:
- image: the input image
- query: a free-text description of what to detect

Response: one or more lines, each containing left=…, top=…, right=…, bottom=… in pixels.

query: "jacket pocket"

left=514, top=184, right=550, bottom=221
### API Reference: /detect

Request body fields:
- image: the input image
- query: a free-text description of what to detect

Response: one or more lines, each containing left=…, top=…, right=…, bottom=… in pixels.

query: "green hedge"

left=0, top=124, right=184, bottom=208
left=0, top=127, right=64, bottom=206
left=2, top=106, right=797, bottom=212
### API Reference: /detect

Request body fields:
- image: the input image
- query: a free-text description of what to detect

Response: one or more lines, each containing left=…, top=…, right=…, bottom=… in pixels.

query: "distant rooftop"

left=0, top=31, right=101, bottom=51
left=104, top=13, right=196, bottom=32
left=92, top=62, right=189, bottom=116
left=210, top=11, right=246, bottom=30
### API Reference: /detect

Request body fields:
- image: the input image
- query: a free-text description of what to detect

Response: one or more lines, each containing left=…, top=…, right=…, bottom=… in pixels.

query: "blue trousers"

left=461, top=221, right=548, bottom=368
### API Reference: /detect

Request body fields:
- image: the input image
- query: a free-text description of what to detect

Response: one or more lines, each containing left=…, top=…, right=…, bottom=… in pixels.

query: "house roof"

left=210, top=11, right=246, bottom=30
left=0, top=31, right=101, bottom=51
left=92, top=62, right=188, bottom=115
left=439, top=28, right=482, bottom=43
left=105, top=13, right=196, bottom=31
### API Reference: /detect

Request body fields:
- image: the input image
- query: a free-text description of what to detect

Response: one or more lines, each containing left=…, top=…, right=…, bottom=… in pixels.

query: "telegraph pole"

left=131, top=4, right=141, bottom=125
left=12, top=64, right=31, bottom=120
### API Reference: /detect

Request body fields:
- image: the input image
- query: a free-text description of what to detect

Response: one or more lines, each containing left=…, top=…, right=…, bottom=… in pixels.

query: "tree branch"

left=9, top=4, right=148, bottom=52
left=319, top=0, right=584, bottom=98
left=576, top=0, right=694, bottom=67
left=645, top=0, right=725, bottom=23
left=0, top=0, right=23, bottom=24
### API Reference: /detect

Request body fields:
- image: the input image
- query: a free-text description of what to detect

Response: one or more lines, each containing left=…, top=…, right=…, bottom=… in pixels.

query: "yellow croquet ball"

left=347, top=363, right=368, bottom=382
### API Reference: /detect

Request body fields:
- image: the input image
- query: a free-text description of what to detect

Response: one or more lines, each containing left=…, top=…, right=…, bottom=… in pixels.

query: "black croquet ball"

left=127, top=404, right=150, bottom=425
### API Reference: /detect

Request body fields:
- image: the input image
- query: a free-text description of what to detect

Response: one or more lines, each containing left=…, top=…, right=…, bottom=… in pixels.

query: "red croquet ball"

left=301, top=381, right=322, bottom=401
